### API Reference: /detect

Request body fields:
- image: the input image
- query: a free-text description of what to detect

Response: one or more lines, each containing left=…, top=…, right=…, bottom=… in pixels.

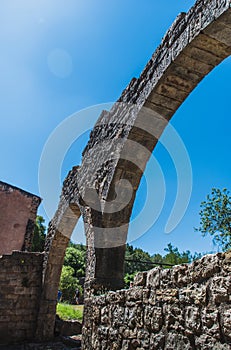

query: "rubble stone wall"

left=82, top=252, right=231, bottom=349
left=0, top=252, right=43, bottom=345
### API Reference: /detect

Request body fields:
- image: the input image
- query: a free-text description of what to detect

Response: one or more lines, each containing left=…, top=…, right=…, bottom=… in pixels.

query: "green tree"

left=195, top=188, right=231, bottom=251
left=125, top=244, right=153, bottom=274
left=32, top=215, right=46, bottom=252
left=162, top=243, right=192, bottom=266
left=58, top=243, right=86, bottom=302
left=64, top=244, right=86, bottom=279
left=59, top=265, right=82, bottom=303
left=152, top=253, right=164, bottom=265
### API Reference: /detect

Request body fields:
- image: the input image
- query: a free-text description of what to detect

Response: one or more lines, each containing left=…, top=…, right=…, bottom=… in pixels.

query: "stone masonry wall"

left=82, top=252, right=231, bottom=349
left=0, top=252, right=43, bottom=345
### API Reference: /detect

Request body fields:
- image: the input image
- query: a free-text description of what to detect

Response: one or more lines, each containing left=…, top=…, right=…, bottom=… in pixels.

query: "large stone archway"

left=36, top=0, right=231, bottom=340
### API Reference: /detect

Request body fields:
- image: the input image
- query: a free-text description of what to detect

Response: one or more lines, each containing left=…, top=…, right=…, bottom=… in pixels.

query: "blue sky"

left=1, top=0, right=231, bottom=255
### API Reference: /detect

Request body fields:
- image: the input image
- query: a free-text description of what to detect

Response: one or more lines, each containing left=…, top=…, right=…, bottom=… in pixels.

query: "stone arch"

left=37, top=0, right=231, bottom=340
left=81, top=0, right=231, bottom=293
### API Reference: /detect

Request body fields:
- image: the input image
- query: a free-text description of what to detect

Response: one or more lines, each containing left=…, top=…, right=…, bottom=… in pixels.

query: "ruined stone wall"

left=82, top=252, right=231, bottom=349
left=42, top=0, right=231, bottom=298
left=0, top=181, right=41, bottom=255
left=34, top=0, right=231, bottom=340
left=0, top=252, right=43, bottom=345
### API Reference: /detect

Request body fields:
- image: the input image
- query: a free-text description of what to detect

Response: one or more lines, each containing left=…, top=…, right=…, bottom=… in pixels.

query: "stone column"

left=36, top=202, right=81, bottom=340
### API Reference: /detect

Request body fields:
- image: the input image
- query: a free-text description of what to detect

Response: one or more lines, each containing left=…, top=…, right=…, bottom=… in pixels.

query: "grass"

left=56, top=303, right=84, bottom=322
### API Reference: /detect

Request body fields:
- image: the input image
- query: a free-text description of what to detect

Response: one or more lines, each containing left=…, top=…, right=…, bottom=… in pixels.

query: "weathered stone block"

left=179, top=283, right=207, bottom=306
left=164, top=305, right=184, bottom=332
left=172, top=264, right=190, bottom=287
left=204, top=20, right=231, bottom=46
left=137, top=329, right=150, bottom=349
left=159, top=268, right=174, bottom=289
left=133, top=271, right=147, bottom=287
left=209, top=275, right=231, bottom=304
left=189, top=253, right=222, bottom=283
left=144, top=305, right=163, bottom=332
left=111, top=305, right=125, bottom=328
left=125, top=287, right=144, bottom=303
left=124, top=306, right=143, bottom=330
left=201, top=308, right=220, bottom=339
left=164, top=332, right=192, bottom=350
left=156, top=288, right=179, bottom=304
left=97, top=326, right=109, bottom=340
left=195, top=334, right=230, bottom=350
left=185, top=306, right=201, bottom=334
left=101, top=306, right=110, bottom=325
left=222, top=309, right=231, bottom=341
left=106, top=290, right=125, bottom=304
left=146, top=267, right=161, bottom=288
